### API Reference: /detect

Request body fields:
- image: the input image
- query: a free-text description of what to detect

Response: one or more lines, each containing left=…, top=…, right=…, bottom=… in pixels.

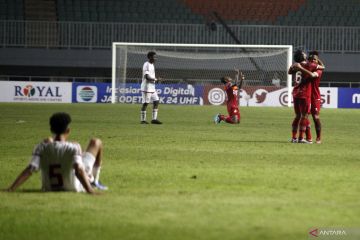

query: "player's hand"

left=239, top=72, right=245, bottom=81
left=292, top=63, right=302, bottom=70
left=234, top=68, right=240, bottom=75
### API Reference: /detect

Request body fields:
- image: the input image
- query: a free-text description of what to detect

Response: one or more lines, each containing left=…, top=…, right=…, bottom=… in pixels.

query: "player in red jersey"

left=214, top=70, right=245, bottom=124
left=288, top=50, right=323, bottom=143
left=308, top=51, right=325, bottom=144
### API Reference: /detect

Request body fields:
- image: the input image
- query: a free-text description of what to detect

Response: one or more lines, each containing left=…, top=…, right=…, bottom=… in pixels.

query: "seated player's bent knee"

left=89, top=138, right=102, bottom=148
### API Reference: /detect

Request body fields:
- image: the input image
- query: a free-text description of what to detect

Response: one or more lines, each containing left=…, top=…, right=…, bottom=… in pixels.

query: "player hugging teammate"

left=288, top=50, right=324, bottom=144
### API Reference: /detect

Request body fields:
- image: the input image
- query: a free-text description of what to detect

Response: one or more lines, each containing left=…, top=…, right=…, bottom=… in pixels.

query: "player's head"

left=49, top=112, right=71, bottom=135
left=220, top=76, right=232, bottom=84
left=294, top=50, right=306, bottom=63
left=308, top=50, right=319, bottom=63
left=147, top=51, right=157, bottom=63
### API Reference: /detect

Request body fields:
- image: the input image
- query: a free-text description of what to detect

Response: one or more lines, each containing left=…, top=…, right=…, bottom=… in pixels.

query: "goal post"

left=112, top=42, right=293, bottom=107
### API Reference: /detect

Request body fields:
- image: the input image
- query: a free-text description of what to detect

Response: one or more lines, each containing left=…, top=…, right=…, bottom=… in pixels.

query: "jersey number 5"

left=49, top=164, right=64, bottom=189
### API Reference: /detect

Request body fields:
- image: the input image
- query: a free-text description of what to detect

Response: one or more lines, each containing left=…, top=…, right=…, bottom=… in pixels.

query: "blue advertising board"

left=338, top=88, right=360, bottom=108
left=72, top=83, right=204, bottom=105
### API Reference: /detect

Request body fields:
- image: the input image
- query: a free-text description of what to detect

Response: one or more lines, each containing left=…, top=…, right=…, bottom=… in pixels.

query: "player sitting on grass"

left=214, top=69, right=245, bottom=124
left=7, top=112, right=107, bottom=194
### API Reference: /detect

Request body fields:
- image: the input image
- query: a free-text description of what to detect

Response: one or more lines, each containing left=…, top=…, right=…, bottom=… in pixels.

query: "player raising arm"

left=7, top=112, right=108, bottom=194
left=214, top=69, right=245, bottom=124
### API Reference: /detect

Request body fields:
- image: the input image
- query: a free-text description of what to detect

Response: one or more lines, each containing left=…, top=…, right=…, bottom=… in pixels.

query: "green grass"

left=0, top=103, right=359, bottom=240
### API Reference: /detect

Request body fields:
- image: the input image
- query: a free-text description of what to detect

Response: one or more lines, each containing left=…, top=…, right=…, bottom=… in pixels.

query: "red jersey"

left=292, top=62, right=318, bottom=99
left=224, top=82, right=239, bottom=108
left=311, top=69, right=323, bottom=102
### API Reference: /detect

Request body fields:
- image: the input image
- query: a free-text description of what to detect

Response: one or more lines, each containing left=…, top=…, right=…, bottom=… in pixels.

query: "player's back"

left=34, top=141, right=83, bottom=192
left=292, top=62, right=317, bottom=99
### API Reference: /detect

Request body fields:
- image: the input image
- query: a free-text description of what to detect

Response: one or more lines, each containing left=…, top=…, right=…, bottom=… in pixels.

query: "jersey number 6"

left=295, top=71, right=303, bottom=84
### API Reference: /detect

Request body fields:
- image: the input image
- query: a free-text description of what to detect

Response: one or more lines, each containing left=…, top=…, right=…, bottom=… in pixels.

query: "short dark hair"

left=49, top=112, right=71, bottom=135
left=294, top=49, right=305, bottom=63
left=220, top=76, right=230, bottom=84
left=309, top=50, right=319, bottom=56
left=147, top=51, right=156, bottom=59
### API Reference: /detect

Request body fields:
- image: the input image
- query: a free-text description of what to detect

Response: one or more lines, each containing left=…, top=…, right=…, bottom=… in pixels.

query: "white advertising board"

left=0, top=81, right=72, bottom=103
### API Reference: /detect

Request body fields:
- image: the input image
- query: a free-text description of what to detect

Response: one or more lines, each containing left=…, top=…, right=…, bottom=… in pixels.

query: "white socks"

left=152, top=109, right=158, bottom=120
left=92, top=166, right=101, bottom=183
left=141, top=111, right=146, bottom=121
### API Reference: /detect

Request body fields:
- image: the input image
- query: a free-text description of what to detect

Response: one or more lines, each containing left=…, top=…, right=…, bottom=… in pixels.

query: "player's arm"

left=237, top=71, right=245, bottom=89
left=317, top=58, right=325, bottom=70
left=234, top=69, right=245, bottom=88
left=74, top=163, right=96, bottom=195
left=145, top=74, right=157, bottom=83
left=7, top=165, right=34, bottom=192
left=292, top=63, right=319, bottom=78
left=288, top=65, right=297, bottom=74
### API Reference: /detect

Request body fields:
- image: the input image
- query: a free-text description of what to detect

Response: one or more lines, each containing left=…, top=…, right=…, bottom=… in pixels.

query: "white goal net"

left=112, top=43, right=292, bottom=107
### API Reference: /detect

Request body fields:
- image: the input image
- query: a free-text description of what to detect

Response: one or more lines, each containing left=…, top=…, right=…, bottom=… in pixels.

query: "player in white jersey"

left=140, top=51, right=162, bottom=124
left=7, top=112, right=107, bottom=194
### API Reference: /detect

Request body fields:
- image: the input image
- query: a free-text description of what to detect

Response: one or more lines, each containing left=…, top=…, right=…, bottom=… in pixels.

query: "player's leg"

left=223, top=107, right=240, bottom=124
left=151, top=91, right=162, bottom=124
left=140, top=92, right=150, bottom=124
left=311, top=100, right=322, bottom=143
left=84, top=138, right=108, bottom=190
left=305, top=117, right=312, bottom=142
left=292, top=98, right=301, bottom=142
left=298, top=99, right=312, bottom=143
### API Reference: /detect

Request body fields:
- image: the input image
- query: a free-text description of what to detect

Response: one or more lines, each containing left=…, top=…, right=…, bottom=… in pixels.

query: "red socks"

left=292, top=118, right=300, bottom=139
left=314, top=118, right=321, bottom=140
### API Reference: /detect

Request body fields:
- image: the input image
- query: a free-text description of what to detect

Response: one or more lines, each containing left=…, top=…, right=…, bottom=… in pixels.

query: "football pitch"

left=0, top=103, right=359, bottom=240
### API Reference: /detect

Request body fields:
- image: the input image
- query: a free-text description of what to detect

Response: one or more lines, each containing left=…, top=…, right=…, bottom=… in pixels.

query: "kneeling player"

left=214, top=70, right=244, bottom=124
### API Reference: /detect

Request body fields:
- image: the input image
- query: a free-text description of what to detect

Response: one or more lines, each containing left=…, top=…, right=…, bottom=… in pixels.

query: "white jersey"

left=141, top=61, right=156, bottom=92
left=29, top=141, right=85, bottom=192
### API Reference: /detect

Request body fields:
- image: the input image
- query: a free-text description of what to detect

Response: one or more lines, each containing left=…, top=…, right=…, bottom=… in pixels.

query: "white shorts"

left=142, top=91, right=159, bottom=104
left=82, top=152, right=96, bottom=182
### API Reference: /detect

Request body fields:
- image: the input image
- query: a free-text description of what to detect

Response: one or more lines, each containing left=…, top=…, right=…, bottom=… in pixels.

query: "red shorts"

left=294, top=98, right=310, bottom=116
left=311, top=99, right=321, bottom=115
left=227, top=105, right=241, bottom=122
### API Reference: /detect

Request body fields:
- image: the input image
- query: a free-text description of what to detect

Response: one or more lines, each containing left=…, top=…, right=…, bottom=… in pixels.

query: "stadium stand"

left=56, top=0, right=204, bottom=23
left=25, top=0, right=57, bottom=21
left=0, top=0, right=360, bottom=85
left=1, top=0, right=359, bottom=26
left=0, top=0, right=24, bottom=20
